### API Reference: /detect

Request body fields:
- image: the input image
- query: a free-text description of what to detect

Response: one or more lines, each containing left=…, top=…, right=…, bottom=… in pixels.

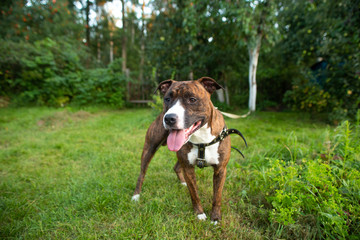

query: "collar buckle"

left=196, top=158, right=206, bottom=168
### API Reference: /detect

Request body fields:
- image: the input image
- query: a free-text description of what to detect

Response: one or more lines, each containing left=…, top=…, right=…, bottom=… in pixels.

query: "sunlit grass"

left=1, top=107, right=357, bottom=239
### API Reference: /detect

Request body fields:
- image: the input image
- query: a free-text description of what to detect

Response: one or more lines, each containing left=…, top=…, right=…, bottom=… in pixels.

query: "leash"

left=191, top=127, right=247, bottom=168
left=219, top=110, right=251, bottom=119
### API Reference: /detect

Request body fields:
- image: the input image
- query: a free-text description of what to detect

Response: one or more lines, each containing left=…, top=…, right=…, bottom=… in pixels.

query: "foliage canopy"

left=0, top=0, right=359, bottom=121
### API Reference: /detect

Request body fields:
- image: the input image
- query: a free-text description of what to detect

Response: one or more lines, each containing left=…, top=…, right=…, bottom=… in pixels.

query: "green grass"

left=0, top=107, right=359, bottom=239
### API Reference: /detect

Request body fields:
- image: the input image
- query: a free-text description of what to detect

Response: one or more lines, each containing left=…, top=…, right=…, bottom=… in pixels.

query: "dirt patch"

left=0, top=96, right=10, bottom=108
left=37, top=110, right=93, bottom=129
left=71, top=110, right=92, bottom=120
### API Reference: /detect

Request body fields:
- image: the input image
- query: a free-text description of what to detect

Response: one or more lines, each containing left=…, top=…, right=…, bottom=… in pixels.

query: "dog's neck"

left=189, top=124, right=215, bottom=144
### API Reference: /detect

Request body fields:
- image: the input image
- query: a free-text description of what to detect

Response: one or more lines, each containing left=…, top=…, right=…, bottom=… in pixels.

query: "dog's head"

left=155, top=77, right=223, bottom=152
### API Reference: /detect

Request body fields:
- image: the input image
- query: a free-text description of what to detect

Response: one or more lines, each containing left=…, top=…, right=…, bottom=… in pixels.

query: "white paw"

left=211, top=220, right=218, bottom=225
left=131, top=194, right=140, bottom=202
left=197, top=213, right=207, bottom=220
left=181, top=182, right=187, bottom=186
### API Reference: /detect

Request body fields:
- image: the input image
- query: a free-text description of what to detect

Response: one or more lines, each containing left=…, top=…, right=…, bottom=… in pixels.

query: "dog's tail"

left=220, top=110, right=251, bottom=119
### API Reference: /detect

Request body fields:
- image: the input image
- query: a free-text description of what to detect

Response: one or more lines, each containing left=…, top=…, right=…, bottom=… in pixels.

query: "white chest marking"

left=187, top=124, right=220, bottom=166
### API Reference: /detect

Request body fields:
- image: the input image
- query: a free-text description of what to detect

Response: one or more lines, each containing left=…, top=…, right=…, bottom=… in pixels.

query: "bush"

left=247, top=120, right=360, bottom=239
left=0, top=38, right=126, bottom=108
left=73, top=68, right=126, bottom=108
left=148, top=93, right=163, bottom=116
left=284, top=77, right=330, bottom=114
left=284, top=66, right=360, bottom=123
left=0, top=38, right=81, bottom=105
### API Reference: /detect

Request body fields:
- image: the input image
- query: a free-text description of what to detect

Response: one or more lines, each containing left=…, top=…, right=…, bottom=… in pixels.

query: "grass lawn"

left=0, top=107, right=359, bottom=239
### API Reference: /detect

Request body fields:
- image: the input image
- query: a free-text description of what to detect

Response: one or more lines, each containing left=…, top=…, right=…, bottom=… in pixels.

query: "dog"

left=132, top=77, right=246, bottom=224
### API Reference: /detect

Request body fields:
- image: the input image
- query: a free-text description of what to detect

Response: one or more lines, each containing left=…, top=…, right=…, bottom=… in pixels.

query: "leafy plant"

left=148, top=94, right=163, bottom=116
left=284, top=77, right=330, bottom=114
left=72, top=68, right=126, bottom=108
left=247, top=120, right=360, bottom=239
left=0, top=38, right=126, bottom=108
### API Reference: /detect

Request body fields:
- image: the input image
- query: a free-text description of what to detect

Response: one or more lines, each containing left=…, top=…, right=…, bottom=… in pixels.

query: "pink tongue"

left=167, top=129, right=187, bottom=152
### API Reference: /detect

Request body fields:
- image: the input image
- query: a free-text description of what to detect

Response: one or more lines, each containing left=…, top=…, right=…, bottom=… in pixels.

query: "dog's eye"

left=189, top=97, right=197, bottom=103
left=164, top=97, right=171, bottom=103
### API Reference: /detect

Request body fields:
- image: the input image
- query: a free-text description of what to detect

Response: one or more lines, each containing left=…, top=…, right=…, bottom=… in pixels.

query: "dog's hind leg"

left=132, top=114, right=168, bottom=201
left=173, top=160, right=186, bottom=186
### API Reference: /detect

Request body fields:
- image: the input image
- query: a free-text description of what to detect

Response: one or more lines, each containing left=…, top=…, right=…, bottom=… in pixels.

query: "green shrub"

left=247, top=120, right=360, bottom=239
left=0, top=38, right=126, bottom=108
left=284, top=77, right=330, bottom=114
left=148, top=93, right=163, bottom=116
left=284, top=67, right=360, bottom=123
left=73, top=68, right=126, bottom=108
left=0, top=38, right=82, bottom=105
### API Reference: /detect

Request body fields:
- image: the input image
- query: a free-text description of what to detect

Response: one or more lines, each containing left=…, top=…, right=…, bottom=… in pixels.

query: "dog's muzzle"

left=164, top=113, right=178, bottom=128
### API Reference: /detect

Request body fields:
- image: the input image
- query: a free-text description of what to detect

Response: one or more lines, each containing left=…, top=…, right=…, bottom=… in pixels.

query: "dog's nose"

left=164, top=114, right=178, bottom=126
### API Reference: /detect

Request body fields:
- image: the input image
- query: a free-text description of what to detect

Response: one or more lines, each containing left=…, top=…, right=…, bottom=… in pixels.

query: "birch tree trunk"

left=216, top=89, right=225, bottom=103
left=248, top=34, right=262, bottom=112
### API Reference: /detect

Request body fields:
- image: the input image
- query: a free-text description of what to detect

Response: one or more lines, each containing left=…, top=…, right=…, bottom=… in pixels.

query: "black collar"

left=190, top=127, right=247, bottom=168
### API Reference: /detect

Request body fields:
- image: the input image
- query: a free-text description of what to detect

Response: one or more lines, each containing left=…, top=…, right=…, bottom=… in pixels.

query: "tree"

left=85, top=0, right=91, bottom=46
left=0, top=0, right=83, bottom=42
left=139, top=0, right=146, bottom=98
left=278, top=0, right=360, bottom=121
left=121, top=0, right=127, bottom=73
left=225, top=0, right=278, bottom=112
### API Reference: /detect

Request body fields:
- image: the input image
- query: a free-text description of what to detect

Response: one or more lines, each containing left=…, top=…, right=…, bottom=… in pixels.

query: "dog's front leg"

left=211, top=166, right=227, bottom=223
left=132, top=114, right=167, bottom=201
left=180, top=163, right=206, bottom=220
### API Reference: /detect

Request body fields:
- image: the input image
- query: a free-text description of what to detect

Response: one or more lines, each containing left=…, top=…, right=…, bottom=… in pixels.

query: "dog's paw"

left=181, top=182, right=187, bottom=186
left=211, top=220, right=218, bottom=225
left=197, top=213, right=207, bottom=221
left=131, top=194, right=140, bottom=202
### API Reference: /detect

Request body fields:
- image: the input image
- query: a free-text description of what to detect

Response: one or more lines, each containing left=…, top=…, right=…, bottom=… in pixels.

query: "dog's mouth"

left=167, top=120, right=203, bottom=152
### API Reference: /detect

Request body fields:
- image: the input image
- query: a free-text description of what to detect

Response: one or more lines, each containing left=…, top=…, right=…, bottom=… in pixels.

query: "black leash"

left=191, top=127, right=247, bottom=168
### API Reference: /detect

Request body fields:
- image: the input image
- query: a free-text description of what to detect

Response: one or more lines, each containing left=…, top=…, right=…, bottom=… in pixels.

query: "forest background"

left=0, top=0, right=359, bottom=120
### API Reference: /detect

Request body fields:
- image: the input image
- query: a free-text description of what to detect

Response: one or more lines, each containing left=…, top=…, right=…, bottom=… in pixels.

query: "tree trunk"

left=109, top=31, right=114, bottom=63
left=225, top=84, right=230, bottom=105
left=96, top=5, right=101, bottom=63
left=248, top=34, right=262, bottom=112
left=139, top=1, right=145, bottom=99
left=97, top=40, right=101, bottom=63
left=121, top=0, right=127, bottom=73
left=121, top=0, right=130, bottom=100
left=216, top=89, right=225, bottom=103
left=131, top=17, right=135, bottom=44
left=85, top=0, right=90, bottom=46
left=188, top=44, right=193, bottom=80
left=223, top=72, right=230, bottom=105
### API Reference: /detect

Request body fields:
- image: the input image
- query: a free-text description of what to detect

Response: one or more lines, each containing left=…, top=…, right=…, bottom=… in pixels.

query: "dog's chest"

left=187, top=124, right=220, bottom=166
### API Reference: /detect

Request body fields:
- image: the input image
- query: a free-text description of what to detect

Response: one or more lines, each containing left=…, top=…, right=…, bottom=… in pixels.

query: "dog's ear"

left=197, top=77, right=223, bottom=94
left=154, top=79, right=174, bottom=95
